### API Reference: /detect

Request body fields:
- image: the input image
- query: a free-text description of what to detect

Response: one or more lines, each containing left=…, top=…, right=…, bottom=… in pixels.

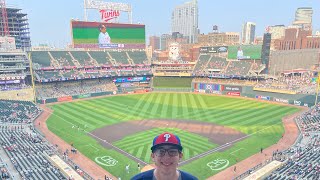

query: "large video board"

left=71, top=20, right=145, bottom=49
left=227, top=45, right=262, bottom=60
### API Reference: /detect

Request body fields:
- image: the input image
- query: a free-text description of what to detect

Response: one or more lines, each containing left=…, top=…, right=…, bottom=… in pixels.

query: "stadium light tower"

left=0, top=0, right=9, bottom=36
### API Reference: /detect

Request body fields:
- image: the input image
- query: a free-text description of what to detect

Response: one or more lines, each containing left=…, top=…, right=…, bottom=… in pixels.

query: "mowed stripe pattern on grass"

left=49, top=93, right=297, bottom=144
left=113, top=128, right=217, bottom=163
left=46, top=93, right=299, bottom=179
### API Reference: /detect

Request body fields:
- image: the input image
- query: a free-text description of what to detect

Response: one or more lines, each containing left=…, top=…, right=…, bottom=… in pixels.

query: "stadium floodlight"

left=84, top=0, right=132, bottom=23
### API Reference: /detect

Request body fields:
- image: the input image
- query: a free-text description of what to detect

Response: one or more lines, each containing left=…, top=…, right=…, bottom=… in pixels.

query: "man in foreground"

left=131, top=132, right=198, bottom=180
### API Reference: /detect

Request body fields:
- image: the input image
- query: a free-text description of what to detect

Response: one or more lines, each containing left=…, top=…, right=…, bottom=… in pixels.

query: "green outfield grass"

left=46, top=93, right=300, bottom=180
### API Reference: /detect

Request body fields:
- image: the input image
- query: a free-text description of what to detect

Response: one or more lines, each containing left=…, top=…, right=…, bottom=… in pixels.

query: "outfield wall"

left=192, top=82, right=315, bottom=107
left=37, top=91, right=114, bottom=104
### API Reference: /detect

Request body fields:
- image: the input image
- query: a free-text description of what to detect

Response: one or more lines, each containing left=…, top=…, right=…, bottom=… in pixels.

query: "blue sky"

left=8, top=0, right=320, bottom=47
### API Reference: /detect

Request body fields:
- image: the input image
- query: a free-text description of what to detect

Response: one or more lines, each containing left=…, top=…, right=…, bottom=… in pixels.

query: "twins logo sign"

left=207, top=159, right=229, bottom=171
left=95, top=156, right=118, bottom=167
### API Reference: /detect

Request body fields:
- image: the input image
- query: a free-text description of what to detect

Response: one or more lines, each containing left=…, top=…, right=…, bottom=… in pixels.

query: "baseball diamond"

left=45, top=92, right=300, bottom=180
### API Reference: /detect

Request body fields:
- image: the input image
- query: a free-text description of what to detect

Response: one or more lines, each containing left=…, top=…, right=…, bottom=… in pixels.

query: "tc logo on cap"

left=164, top=133, right=171, bottom=142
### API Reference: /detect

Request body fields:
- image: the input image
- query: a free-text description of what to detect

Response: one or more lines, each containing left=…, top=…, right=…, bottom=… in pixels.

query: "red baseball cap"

left=151, top=132, right=183, bottom=151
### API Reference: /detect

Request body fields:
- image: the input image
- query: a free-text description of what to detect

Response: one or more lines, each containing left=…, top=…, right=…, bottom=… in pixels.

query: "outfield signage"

left=227, top=92, right=240, bottom=96
left=293, top=100, right=310, bottom=107
left=273, top=98, right=289, bottom=104
left=200, top=46, right=228, bottom=53
left=78, top=94, right=91, bottom=99
left=224, top=85, right=242, bottom=92
left=57, top=96, right=73, bottom=102
left=255, top=95, right=270, bottom=100
left=0, top=80, right=20, bottom=84
left=113, top=76, right=150, bottom=83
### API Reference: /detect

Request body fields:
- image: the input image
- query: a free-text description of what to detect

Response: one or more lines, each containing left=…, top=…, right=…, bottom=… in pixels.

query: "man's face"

left=100, top=25, right=107, bottom=33
left=151, top=145, right=183, bottom=173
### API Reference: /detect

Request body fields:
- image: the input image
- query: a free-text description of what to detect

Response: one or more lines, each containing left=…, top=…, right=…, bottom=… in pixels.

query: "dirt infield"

left=91, top=119, right=246, bottom=147
left=34, top=105, right=116, bottom=180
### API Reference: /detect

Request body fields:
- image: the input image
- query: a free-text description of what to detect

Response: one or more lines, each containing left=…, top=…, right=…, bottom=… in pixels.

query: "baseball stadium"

left=1, top=1, right=320, bottom=180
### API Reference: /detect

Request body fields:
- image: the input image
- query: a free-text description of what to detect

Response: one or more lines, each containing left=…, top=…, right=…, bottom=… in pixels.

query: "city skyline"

left=7, top=0, right=320, bottom=47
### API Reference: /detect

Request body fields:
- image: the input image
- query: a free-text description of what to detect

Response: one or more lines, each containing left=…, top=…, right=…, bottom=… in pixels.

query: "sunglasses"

left=154, top=148, right=180, bottom=157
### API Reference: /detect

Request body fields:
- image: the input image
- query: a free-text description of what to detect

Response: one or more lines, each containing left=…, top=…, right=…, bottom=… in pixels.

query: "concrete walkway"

left=0, top=147, right=22, bottom=180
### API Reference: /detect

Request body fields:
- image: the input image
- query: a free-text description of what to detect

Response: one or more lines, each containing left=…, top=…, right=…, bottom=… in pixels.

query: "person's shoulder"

left=180, top=170, right=199, bottom=180
left=130, top=169, right=154, bottom=180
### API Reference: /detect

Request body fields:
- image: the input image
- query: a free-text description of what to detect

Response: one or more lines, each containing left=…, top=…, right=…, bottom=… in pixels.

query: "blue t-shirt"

left=131, top=169, right=198, bottom=180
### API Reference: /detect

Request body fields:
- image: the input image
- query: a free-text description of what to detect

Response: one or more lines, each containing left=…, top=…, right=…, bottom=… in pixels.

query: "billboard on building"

left=71, top=20, right=145, bottom=49
left=228, top=45, right=262, bottom=60
left=199, top=46, right=228, bottom=53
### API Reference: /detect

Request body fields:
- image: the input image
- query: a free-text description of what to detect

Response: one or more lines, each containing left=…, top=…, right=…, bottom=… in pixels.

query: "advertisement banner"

left=57, top=96, right=73, bottom=102
left=273, top=98, right=289, bottom=104
left=293, top=100, right=302, bottom=106
left=77, top=94, right=91, bottom=99
left=113, top=77, right=149, bottom=83
left=255, top=95, right=270, bottom=101
left=0, top=80, right=20, bottom=84
left=199, top=46, right=228, bottom=53
left=227, top=92, right=240, bottom=96
left=224, top=85, right=242, bottom=92
left=208, top=90, right=222, bottom=95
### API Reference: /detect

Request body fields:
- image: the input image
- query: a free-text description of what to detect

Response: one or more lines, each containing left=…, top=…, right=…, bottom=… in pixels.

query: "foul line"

left=40, top=106, right=148, bottom=166
left=84, top=144, right=100, bottom=153
left=179, top=121, right=285, bottom=165
left=230, top=148, right=245, bottom=156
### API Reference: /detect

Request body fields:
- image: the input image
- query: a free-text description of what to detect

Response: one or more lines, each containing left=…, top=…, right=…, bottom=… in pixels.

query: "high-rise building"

left=171, top=0, right=198, bottom=43
left=149, top=36, right=160, bottom=50
left=160, top=34, right=171, bottom=50
left=0, top=8, right=31, bottom=51
left=292, top=7, right=313, bottom=30
left=241, top=22, right=256, bottom=44
left=266, top=25, right=286, bottom=50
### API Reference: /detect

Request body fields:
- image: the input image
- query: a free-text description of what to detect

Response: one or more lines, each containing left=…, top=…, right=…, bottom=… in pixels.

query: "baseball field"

left=46, top=92, right=300, bottom=180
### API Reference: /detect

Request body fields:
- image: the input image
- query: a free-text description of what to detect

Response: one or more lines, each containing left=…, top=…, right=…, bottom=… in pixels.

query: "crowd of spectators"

left=0, top=101, right=95, bottom=179
left=56, top=58, right=73, bottom=67
left=225, top=61, right=251, bottom=76
left=83, top=58, right=97, bottom=67
left=0, top=100, right=42, bottom=124
left=36, top=66, right=152, bottom=82
left=0, top=124, right=67, bottom=179
left=236, top=103, right=320, bottom=180
left=154, top=59, right=190, bottom=64
left=1, top=157, right=10, bottom=179
left=207, top=59, right=226, bottom=70
left=254, top=72, right=316, bottom=94
left=192, top=77, right=258, bottom=86
left=36, top=79, right=117, bottom=99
